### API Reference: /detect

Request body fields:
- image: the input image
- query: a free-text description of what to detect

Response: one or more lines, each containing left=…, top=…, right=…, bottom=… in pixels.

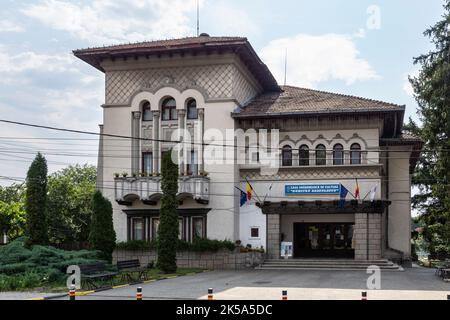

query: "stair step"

left=256, top=259, right=402, bottom=271
left=256, top=266, right=403, bottom=271
left=258, top=264, right=398, bottom=269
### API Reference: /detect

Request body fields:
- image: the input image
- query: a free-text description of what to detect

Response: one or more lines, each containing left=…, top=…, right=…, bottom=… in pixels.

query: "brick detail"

left=354, top=213, right=382, bottom=260
left=113, top=248, right=265, bottom=270
left=266, top=214, right=281, bottom=259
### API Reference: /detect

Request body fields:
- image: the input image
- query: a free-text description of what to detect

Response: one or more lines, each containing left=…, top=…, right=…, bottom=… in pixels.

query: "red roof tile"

left=233, top=86, right=404, bottom=117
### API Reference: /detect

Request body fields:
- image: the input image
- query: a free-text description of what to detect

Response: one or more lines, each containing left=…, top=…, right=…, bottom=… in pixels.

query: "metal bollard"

left=136, top=287, right=143, bottom=301
left=361, top=291, right=367, bottom=301
left=208, top=288, right=214, bottom=300
left=282, top=290, right=288, bottom=300
left=69, top=285, right=76, bottom=301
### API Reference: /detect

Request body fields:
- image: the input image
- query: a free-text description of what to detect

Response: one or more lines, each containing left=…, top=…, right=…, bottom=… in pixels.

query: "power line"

left=0, top=119, right=443, bottom=153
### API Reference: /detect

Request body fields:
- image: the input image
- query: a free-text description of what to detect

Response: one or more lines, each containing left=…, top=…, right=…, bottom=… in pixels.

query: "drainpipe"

left=96, top=124, right=104, bottom=192
left=385, top=150, right=389, bottom=249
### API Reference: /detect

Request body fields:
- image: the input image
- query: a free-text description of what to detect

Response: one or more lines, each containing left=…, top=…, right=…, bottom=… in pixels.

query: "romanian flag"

left=354, top=178, right=360, bottom=200
left=246, top=182, right=253, bottom=201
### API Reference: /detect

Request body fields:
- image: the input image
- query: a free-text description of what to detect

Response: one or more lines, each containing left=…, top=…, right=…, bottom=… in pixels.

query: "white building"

left=75, top=35, right=422, bottom=262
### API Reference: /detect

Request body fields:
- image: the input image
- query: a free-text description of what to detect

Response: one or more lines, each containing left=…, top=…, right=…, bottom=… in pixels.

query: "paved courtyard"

left=41, top=265, right=450, bottom=300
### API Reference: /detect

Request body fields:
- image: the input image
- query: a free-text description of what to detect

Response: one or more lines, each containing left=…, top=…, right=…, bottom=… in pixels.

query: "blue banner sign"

left=285, top=184, right=341, bottom=195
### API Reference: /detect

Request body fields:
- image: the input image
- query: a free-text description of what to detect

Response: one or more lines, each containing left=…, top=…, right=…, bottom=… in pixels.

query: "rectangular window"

left=171, top=107, right=178, bottom=121
left=179, top=218, right=184, bottom=240
left=142, top=152, right=152, bottom=174
left=250, top=227, right=259, bottom=238
left=151, top=218, right=160, bottom=240
left=192, top=217, right=205, bottom=240
left=187, top=151, right=198, bottom=175
left=132, top=218, right=145, bottom=241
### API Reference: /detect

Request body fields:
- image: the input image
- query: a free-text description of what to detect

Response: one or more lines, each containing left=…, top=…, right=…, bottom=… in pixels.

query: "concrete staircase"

left=256, top=258, right=403, bottom=271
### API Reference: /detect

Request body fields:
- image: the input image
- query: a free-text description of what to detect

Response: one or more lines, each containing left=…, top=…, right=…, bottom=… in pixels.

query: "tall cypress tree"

left=407, top=1, right=450, bottom=255
left=157, top=151, right=179, bottom=273
left=89, top=191, right=116, bottom=262
left=25, top=152, right=48, bottom=245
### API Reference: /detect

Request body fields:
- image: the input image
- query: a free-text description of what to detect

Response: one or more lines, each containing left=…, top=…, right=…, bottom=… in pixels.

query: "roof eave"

left=231, top=107, right=405, bottom=119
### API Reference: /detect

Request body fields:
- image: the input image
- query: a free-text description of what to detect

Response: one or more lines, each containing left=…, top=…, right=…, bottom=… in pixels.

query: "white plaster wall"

left=102, top=106, right=134, bottom=241
left=203, top=100, right=240, bottom=241
left=388, top=146, right=412, bottom=255
left=239, top=204, right=266, bottom=249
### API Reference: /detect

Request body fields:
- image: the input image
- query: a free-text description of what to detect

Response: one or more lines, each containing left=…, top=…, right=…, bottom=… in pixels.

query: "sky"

left=0, top=0, right=446, bottom=185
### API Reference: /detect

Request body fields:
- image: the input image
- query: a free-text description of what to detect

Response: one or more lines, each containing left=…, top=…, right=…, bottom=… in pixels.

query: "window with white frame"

left=250, top=227, right=260, bottom=238
left=131, top=218, right=145, bottom=241
left=142, top=101, right=152, bottom=121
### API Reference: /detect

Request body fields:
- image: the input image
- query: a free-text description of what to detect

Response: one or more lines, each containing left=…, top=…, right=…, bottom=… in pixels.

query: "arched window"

left=282, top=145, right=292, bottom=167
left=142, top=101, right=152, bottom=121
left=187, top=99, right=198, bottom=119
left=315, top=144, right=326, bottom=166
left=333, top=144, right=344, bottom=165
left=299, top=145, right=309, bottom=166
left=161, top=97, right=177, bottom=121
left=350, top=143, right=361, bottom=164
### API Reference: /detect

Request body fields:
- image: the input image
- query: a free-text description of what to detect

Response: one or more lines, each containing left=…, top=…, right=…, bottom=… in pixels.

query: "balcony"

left=114, top=176, right=210, bottom=206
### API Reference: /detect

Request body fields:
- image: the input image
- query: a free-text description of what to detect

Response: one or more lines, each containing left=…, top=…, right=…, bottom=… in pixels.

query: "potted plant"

left=114, top=173, right=120, bottom=178
left=140, top=172, right=147, bottom=177
left=132, top=172, right=137, bottom=178
left=122, top=172, right=128, bottom=178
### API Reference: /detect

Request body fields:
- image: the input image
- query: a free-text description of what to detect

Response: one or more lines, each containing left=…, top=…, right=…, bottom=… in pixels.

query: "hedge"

left=116, top=238, right=236, bottom=252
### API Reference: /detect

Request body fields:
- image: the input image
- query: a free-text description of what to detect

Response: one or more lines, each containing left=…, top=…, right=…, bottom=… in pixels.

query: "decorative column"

left=267, top=214, right=281, bottom=259
left=354, top=213, right=381, bottom=260
left=197, top=108, right=205, bottom=174
left=131, top=112, right=141, bottom=175
left=152, top=111, right=160, bottom=175
left=177, top=109, right=186, bottom=175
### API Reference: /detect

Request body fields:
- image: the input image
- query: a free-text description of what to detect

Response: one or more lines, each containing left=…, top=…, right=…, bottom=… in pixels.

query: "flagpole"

left=342, top=184, right=356, bottom=199
left=245, top=177, right=263, bottom=203
left=263, top=183, right=273, bottom=202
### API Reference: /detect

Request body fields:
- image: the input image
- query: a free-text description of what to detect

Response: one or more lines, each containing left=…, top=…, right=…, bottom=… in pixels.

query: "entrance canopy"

left=256, top=200, right=390, bottom=215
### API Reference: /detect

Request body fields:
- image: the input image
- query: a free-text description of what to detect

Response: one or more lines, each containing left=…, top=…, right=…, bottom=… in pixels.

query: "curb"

left=30, top=269, right=209, bottom=300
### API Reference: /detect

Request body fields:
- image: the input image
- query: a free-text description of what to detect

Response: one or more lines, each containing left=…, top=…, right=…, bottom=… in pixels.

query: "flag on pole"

left=235, top=187, right=247, bottom=207
left=246, top=182, right=253, bottom=201
left=339, top=185, right=349, bottom=208
left=369, top=185, right=377, bottom=202
left=354, top=178, right=360, bottom=200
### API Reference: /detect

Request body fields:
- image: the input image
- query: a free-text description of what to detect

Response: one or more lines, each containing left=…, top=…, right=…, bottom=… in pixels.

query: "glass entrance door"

left=293, top=223, right=354, bottom=258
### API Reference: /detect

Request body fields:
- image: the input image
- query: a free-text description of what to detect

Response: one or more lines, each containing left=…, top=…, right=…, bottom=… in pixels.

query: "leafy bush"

left=116, top=238, right=235, bottom=252
left=116, top=240, right=156, bottom=250
left=0, top=237, right=103, bottom=291
left=89, top=191, right=116, bottom=263
left=183, top=239, right=235, bottom=252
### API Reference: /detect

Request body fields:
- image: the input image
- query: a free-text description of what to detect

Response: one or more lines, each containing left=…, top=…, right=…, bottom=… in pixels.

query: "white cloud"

left=259, top=33, right=380, bottom=88
left=204, top=1, right=259, bottom=37
left=0, top=20, right=24, bottom=32
left=0, top=47, right=74, bottom=74
left=22, top=0, right=200, bottom=44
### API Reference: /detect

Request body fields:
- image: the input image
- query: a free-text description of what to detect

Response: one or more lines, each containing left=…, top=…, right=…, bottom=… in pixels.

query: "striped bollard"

left=208, top=288, right=214, bottom=300
left=282, top=290, right=288, bottom=300
left=136, top=287, right=143, bottom=301
left=69, top=285, right=76, bottom=301
left=361, top=291, right=367, bottom=301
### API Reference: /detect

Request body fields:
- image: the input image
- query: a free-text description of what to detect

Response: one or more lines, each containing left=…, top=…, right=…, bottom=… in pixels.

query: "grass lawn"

left=30, top=268, right=206, bottom=293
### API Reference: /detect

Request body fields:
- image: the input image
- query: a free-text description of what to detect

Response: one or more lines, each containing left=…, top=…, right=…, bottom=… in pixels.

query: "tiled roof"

left=398, top=132, right=422, bottom=141
left=73, top=36, right=247, bottom=53
left=233, top=85, right=405, bottom=117
left=73, top=35, right=279, bottom=91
